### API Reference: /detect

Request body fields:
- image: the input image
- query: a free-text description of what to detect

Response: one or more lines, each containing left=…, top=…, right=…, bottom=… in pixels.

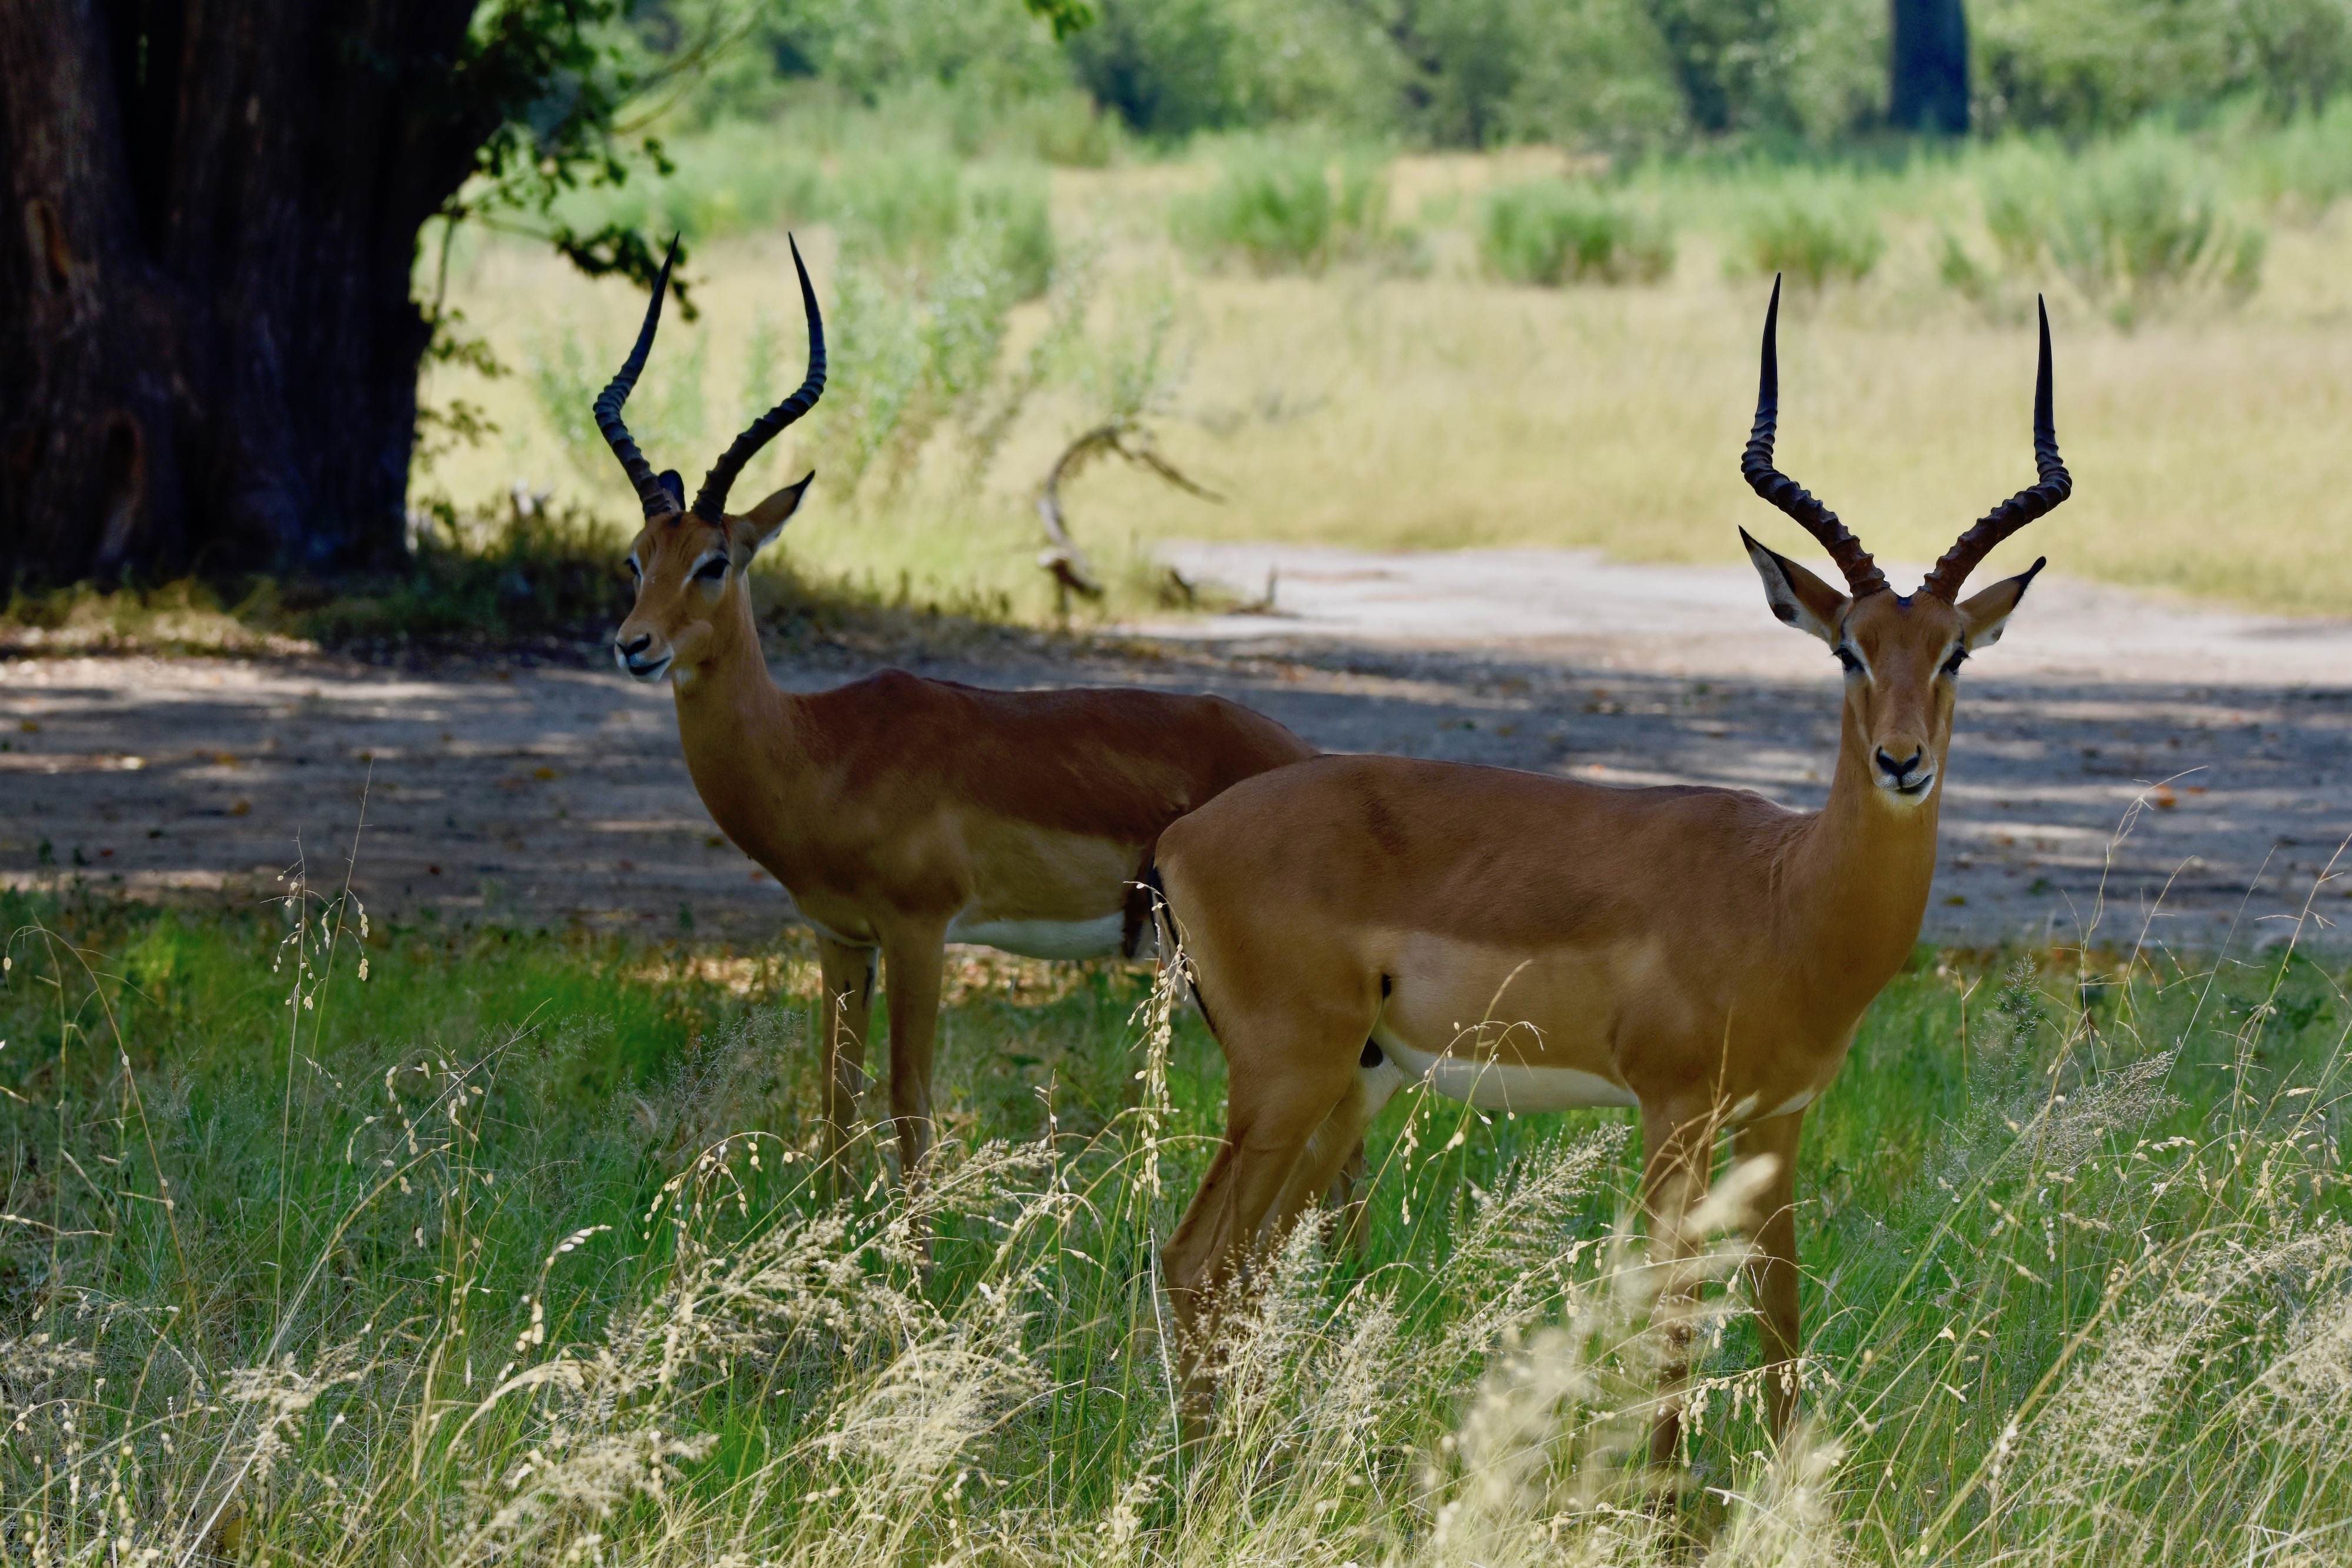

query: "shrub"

left=1738, top=184, right=1886, bottom=289
left=1973, top=131, right=2266, bottom=325
left=830, top=152, right=1055, bottom=299
left=1170, top=143, right=1396, bottom=275
left=1479, top=180, right=1676, bottom=286
left=2239, top=95, right=2352, bottom=214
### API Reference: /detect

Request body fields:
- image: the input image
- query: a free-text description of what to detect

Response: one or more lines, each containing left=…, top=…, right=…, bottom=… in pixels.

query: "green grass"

left=6, top=876, right=2351, bottom=1563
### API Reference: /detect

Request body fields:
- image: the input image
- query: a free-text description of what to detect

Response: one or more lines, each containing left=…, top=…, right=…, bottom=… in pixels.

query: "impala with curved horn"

left=1149, top=276, right=2070, bottom=1459
left=600, top=238, right=1315, bottom=1187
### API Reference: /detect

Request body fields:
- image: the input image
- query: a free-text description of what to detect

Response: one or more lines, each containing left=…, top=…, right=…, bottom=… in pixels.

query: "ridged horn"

left=1920, top=295, right=2072, bottom=602
left=1740, top=275, right=1889, bottom=599
left=594, top=236, right=682, bottom=520
left=690, top=235, right=826, bottom=521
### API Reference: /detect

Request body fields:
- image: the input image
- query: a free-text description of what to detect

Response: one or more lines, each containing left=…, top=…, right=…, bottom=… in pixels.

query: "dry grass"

left=422, top=148, right=2352, bottom=620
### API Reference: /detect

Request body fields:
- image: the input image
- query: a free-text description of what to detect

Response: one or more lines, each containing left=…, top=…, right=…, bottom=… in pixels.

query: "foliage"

left=5, top=880, right=2352, bottom=1563
left=1479, top=180, right=1676, bottom=285
left=1973, top=0, right=2352, bottom=135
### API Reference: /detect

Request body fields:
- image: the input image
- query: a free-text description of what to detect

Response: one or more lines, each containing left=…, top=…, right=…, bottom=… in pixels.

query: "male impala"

left=1151, top=278, right=2071, bottom=1459
left=599, top=240, right=1315, bottom=1186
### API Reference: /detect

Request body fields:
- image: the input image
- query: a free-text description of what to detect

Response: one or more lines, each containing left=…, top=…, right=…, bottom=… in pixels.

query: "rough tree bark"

left=1889, top=0, right=1969, bottom=135
left=0, top=0, right=490, bottom=583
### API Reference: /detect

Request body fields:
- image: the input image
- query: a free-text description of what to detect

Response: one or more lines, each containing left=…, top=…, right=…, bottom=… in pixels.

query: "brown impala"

left=1151, top=277, right=2072, bottom=1457
left=599, top=240, right=1314, bottom=1188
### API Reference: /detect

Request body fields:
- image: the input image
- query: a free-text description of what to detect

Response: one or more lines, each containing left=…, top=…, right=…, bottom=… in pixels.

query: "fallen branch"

left=1035, top=421, right=1222, bottom=614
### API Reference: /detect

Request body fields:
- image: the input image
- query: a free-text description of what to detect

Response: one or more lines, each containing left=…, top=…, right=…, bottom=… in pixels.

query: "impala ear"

left=1742, top=527, right=1846, bottom=644
left=1957, top=556, right=2044, bottom=651
left=734, top=471, right=816, bottom=555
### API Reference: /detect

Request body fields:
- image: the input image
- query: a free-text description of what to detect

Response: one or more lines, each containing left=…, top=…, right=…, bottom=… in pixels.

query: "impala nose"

left=614, top=631, right=668, bottom=680
left=1875, top=747, right=1930, bottom=794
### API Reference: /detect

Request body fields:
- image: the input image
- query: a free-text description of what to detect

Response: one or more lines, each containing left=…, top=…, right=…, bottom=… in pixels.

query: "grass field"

left=7, top=868, right=2352, bottom=1564
left=419, top=117, right=2352, bottom=623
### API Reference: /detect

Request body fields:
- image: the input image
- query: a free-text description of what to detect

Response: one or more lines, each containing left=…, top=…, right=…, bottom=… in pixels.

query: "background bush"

left=1947, top=131, right=2268, bottom=324
left=1737, top=178, right=1889, bottom=288
left=1479, top=180, right=1676, bottom=285
left=1170, top=142, right=1398, bottom=274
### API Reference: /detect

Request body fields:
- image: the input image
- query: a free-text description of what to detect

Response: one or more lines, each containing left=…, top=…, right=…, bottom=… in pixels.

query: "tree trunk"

left=0, top=0, right=482, bottom=583
left=1889, top=0, right=1969, bottom=135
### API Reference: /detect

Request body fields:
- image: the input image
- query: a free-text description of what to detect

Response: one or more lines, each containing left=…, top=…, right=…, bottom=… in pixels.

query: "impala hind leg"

left=1322, top=1044, right=1405, bottom=1255
left=1161, top=1061, right=1357, bottom=1438
left=1732, top=1110, right=1805, bottom=1442
left=814, top=934, right=878, bottom=1199
left=1639, top=1102, right=1718, bottom=1475
left=880, top=922, right=948, bottom=1186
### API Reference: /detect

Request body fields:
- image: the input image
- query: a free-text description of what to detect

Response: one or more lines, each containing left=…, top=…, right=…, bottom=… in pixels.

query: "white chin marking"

left=1374, top=1024, right=1638, bottom=1113
left=946, top=912, right=1128, bottom=961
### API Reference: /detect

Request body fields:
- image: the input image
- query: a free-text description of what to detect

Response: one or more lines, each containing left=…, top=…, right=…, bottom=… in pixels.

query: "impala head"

left=1738, top=276, right=2070, bottom=808
left=602, top=237, right=826, bottom=686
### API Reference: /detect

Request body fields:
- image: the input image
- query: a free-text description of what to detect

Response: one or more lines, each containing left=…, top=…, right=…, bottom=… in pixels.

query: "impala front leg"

left=1639, top=1101, right=1718, bottom=1476
left=881, top=921, right=948, bottom=1185
left=815, top=934, right=878, bottom=1199
left=1732, top=1109, right=1806, bottom=1443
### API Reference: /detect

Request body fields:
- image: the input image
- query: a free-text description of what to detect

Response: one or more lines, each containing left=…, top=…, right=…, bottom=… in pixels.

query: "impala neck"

left=669, top=581, right=797, bottom=755
left=1785, top=696, right=1942, bottom=1009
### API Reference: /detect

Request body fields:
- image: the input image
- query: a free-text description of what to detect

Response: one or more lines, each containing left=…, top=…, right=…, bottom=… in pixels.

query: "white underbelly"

left=944, top=911, right=1137, bottom=961
left=1372, top=1022, right=1638, bottom=1113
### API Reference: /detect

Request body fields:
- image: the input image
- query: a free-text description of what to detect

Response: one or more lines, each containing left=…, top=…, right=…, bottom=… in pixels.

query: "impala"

left=1151, top=278, right=2071, bottom=1459
left=599, top=239, right=1316, bottom=1187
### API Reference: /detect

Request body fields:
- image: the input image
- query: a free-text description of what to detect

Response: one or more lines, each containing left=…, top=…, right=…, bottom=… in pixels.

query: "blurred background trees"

left=683, top=0, right=2352, bottom=152
left=9, top=0, right=2352, bottom=589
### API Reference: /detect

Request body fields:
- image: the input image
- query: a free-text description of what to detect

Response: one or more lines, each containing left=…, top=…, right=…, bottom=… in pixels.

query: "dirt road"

left=5, top=544, right=2347, bottom=954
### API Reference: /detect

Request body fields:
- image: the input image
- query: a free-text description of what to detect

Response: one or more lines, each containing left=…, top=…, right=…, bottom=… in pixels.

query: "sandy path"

left=4, top=544, right=2347, bottom=953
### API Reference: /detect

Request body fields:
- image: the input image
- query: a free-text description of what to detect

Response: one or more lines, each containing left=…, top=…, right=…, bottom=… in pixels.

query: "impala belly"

left=949, top=818, right=1148, bottom=960
left=946, top=911, right=1129, bottom=960
left=1371, top=1022, right=1638, bottom=1112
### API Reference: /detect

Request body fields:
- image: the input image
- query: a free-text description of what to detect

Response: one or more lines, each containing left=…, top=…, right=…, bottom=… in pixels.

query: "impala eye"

left=625, top=556, right=642, bottom=580
left=696, top=556, right=729, bottom=582
left=1941, top=647, right=1969, bottom=677
left=1833, top=646, right=1863, bottom=675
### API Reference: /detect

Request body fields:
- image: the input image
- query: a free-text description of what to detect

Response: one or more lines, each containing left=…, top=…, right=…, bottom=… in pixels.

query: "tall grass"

left=7, top=861, right=2352, bottom=1563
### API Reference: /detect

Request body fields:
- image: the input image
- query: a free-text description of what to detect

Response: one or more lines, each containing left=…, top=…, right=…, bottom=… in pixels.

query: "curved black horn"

left=1922, top=295, right=2071, bottom=602
left=690, top=235, right=826, bottom=521
left=1740, top=275, right=1889, bottom=599
left=594, top=236, right=682, bottom=520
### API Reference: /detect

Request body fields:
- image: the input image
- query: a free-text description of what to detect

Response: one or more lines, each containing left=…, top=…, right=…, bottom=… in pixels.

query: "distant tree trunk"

left=1889, top=0, right=1969, bottom=134
left=0, top=0, right=486, bottom=583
